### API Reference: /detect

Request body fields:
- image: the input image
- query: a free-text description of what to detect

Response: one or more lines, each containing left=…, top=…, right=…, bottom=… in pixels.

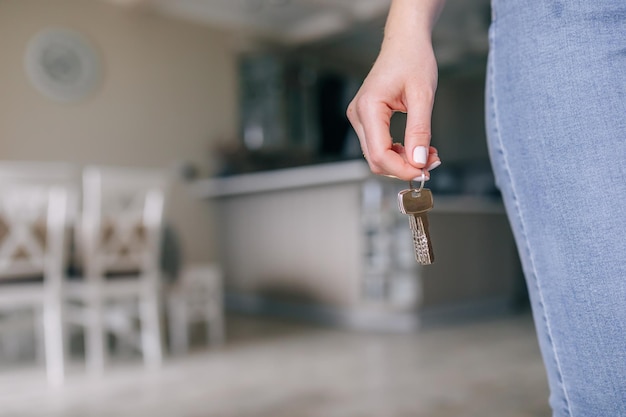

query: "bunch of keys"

left=397, top=175, right=435, bottom=265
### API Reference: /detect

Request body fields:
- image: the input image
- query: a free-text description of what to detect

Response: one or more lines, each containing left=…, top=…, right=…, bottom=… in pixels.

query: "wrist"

left=383, top=0, right=445, bottom=42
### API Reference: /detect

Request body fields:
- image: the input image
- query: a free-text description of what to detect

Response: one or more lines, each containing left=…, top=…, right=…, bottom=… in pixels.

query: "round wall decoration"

left=25, top=27, right=102, bottom=102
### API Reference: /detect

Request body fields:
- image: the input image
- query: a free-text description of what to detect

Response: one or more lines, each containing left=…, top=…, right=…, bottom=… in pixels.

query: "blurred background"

left=0, top=0, right=550, bottom=416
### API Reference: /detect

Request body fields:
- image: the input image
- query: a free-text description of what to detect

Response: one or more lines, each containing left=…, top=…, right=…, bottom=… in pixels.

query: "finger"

left=404, top=86, right=436, bottom=169
left=356, top=122, right=371, bottom=162
left=346, top=103, right=371, bottom=162
left=359, top=102, right=424, bottom=180
left=414, top=149, right=440, bottom=181
left=426, top=155, right=441, bottom=171
left=375, top=146, right=426, bottom=180
left=426, top=145, right=441, bottom=170
left=391, top=142, right=405, bottom=154
left=396, top=142, right=440, bottom=172
left=367, top=135, right=440, bottom=180
left=389, top=143, right=439, bottom=181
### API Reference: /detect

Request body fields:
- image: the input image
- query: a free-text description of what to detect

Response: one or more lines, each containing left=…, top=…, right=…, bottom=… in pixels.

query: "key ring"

left=409, top=173, right=426, bottom=196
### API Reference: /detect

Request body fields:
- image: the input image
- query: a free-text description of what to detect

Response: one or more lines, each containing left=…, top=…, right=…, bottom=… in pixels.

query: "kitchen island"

left=192, top=160, right=523, bottom=330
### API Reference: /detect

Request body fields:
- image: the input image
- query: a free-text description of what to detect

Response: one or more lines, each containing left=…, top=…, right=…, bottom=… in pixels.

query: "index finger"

left=360, top=100, right=424, bottom=180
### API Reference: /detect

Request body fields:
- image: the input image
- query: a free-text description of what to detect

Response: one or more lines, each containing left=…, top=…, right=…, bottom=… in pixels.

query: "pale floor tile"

left=0, top=313, right=550, bottom=417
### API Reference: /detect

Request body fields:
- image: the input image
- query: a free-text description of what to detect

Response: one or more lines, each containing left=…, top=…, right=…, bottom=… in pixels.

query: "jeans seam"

left=487, top=7, right=573, bottom=416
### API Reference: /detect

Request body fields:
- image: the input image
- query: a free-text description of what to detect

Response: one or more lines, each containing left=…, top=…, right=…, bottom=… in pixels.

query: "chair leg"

left=207, top=302, right=224, bottom=346
left=139, top=292, right=163, bottom=369
left=85, top=298, right=107, bottom=375
left=167, top=295, right=189, bottom=355
left=1, top=313, right=31, bottom=362
left=34, top=311, right=46, bottom=364
left=110, top=302, right=137, bottom=359
left=42, top=301, right=65, bottom=386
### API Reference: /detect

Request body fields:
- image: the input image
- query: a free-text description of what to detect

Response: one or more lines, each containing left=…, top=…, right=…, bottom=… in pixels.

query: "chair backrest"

left=0, top=162, right=77, bottom=186
left=0, top=162, right=76, bottom=283
left=79, top=166, right=169, bottom=280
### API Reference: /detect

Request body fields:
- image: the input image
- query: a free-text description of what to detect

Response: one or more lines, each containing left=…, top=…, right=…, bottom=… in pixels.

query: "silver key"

left=398, top=187, right=435, bottom=265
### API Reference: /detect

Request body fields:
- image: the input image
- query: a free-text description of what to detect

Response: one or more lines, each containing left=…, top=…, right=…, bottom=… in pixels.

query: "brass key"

left=398, top=187, right=435, bottom=265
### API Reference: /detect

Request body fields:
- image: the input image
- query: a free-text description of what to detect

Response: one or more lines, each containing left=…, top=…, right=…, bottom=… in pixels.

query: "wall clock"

left=25, top=28, right=102, bottom=102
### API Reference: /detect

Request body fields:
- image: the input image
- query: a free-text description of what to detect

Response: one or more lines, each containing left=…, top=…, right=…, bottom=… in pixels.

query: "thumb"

left=404, top=88, right=435, bottom=170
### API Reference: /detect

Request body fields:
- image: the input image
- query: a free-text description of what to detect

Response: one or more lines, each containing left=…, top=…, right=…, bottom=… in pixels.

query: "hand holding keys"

left=398, top=178, right=435, bottom=265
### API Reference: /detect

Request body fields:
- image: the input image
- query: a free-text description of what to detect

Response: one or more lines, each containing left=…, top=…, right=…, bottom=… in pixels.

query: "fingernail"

left=426, top=160, right=441, bottom=171
left=412, top=146, right=428, bottom=165
left=412, top=173, right=430, bottom=182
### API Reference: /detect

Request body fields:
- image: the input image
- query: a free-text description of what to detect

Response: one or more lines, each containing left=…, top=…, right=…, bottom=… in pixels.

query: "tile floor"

left=0, top=313, right=550, bottom=417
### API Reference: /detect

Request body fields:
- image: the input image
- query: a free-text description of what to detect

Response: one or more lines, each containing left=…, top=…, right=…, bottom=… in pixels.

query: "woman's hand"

left=346, top=0, right=445, bottom=181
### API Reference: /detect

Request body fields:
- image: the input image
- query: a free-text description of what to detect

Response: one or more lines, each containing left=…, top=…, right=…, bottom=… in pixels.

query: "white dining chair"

left=64, top=166, right=168, bottom=374
left=0, top=161, right=76, bottom=386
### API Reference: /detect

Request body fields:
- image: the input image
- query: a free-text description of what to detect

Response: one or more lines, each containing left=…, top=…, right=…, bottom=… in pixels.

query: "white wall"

left=0, top=0, right=239, bottom=262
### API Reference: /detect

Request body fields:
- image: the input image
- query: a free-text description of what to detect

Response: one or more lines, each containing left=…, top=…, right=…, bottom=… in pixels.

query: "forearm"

left=382, top=0, right=446, bottom=50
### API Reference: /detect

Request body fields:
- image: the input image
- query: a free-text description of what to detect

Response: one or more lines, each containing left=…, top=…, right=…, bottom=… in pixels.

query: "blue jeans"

left=486, top=1, right=626, bottom=415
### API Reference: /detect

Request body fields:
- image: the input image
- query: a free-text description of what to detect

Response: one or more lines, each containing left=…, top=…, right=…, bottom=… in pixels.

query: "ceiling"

left=123, top=0, right=391, bottom=44
left=109, top=0, right=491, bottom=71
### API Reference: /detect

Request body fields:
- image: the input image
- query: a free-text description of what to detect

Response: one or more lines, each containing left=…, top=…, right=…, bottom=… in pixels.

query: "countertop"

left=191, top=159, right=505, bottom=214
left=190, top=160, right=371, bottom=198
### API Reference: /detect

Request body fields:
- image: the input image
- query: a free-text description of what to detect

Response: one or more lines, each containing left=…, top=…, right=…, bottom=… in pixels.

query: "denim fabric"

left=486, top=1, right=626, bottom=415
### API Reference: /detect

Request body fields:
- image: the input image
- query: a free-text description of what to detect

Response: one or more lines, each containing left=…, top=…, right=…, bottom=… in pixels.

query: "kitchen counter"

left=192, top=159, right=521, bottom=330
left=190, top=160, right=371, bottom=198
left=191, top=159, right=505, bottom=214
